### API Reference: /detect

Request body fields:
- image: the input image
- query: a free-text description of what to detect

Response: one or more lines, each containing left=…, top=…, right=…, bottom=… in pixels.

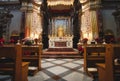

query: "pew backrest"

left=105, top=44, right=120, bottom=81
left=22, top=44, right=42, bottom=75
left=0, top=45, right=22, bottom=81
left=84, top=44, right=106, bottom=76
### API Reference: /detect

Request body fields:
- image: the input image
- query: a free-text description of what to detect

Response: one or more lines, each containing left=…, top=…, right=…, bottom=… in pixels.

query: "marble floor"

left=0, top=59, right=93, bottom=81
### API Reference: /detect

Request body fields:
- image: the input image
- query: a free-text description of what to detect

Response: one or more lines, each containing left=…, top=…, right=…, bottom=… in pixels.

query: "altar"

left=48, top=16, right=74, bottom=48
left=49, top=36, right=73, bottom=48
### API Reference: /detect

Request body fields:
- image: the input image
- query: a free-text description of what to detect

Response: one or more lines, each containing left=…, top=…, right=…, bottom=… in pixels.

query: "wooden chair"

left=83, top=44, right=106, bottom=78
left=97, top=44, right=120, bottom=81
left=0, top=45, right=29, bottom=81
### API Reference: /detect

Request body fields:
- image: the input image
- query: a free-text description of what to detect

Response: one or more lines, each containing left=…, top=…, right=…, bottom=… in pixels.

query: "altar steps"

left=42, top=54, right=83, bottom=58
left=42, top=48, right=83, bottom=58
left=47, top=48, right=74, bottom=52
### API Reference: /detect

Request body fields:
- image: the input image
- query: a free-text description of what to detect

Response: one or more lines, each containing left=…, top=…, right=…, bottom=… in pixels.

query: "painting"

left=51, top=17, right=71, bottom=36
left=54, top=18, right=67, bottom=35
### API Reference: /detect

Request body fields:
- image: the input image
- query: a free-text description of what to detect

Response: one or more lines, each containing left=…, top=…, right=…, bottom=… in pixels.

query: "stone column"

left=38, top=12, right=43, bottom=43
left=25, top=3, right=33, bottom=38
left=20, top=1, right=28, bottom=39
left=30, top=3, right=43, bottom=42
left=78, top=9, right=83, bottom=40
left=89, top=0, right=101, bottom=40
left=80, top=0, right=101, bottom=42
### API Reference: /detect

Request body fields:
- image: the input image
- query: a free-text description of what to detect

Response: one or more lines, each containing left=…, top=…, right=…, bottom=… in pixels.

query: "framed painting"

left=51, top=17, right=71, bottom=36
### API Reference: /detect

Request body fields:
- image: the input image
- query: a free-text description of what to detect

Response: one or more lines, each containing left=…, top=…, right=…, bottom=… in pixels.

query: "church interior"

left=0, top=0, right=120, bottom=81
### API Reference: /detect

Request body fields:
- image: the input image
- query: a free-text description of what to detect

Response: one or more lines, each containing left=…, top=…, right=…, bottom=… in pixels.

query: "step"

left=43, top=51, right=78, bottom=54
left=42, top=54, right=83, bottom=58
left=42, top=48, right=82, bottom=58
left=47, top=48, right=74, bottom=52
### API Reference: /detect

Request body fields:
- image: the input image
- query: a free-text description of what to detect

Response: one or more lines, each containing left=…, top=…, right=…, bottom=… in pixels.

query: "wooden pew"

left=0, top=45, right=29, bottom=81
left=83, top=44, right=106, bottom=78
left=22, top=44, right=43, bottom=75
left=97, top=44, right=120, bottom=81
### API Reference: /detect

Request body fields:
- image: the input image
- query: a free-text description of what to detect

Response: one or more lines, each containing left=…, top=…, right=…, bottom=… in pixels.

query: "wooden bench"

left=97, top=44, right=120, bottom=81
left=83, top=44, right=106, bottom=78
left=0, top=45, right=29, bottom=81
left=22, top=44, right=43, bottom=75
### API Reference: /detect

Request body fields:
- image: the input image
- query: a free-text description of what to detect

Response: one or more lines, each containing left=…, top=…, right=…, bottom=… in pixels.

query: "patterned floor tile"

left=47, top=66, right=69, bottom=75
left=51, top=60, right=67, bottom=64
left=63, top=72, right=93, bottom=81
left=0, top=59, right=93, bottom=81
left=62, top=63, right=80, bottom=68
left=42, top=62, right=55, bottom=68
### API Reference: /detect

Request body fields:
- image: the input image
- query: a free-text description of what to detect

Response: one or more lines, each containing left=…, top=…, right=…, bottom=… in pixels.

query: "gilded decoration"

left=89, top=0, right=101, bottom=10
left=57, top=27, right=64, bottom=37
left=90, top=11, right=99, bottom=39
left=50, top=17, right=71, bottom=37
left=81, top=10, right=91, bottom=38
left=48, top=16, right=73, bottom=48
left=80, top=0, right=100, bottom=42
left=31, top=6, right=42, bottom=39
left=47, top=0, right=74, bottom=6
left=79, top=0, right=88, bottom=4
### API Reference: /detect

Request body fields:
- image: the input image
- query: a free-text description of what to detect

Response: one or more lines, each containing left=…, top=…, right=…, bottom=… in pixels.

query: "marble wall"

left=9, top=10, right=22, bottom=37
left=102, top=9, right=117, bottom=37
left=8, top=9, right=118, bottom=41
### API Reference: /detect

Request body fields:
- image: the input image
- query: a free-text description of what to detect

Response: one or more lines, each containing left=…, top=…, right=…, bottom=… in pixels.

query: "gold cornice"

left=47, top=0, right=74, bottom=6
left=79, top=0, right=88, bottom=4
left=32, top=1, right=41, bottom=7
left=0, top=1, right=20, bottom=5
left=89, top=0, right=101, bottom=10
left=81, top=0, right=101, bottom=12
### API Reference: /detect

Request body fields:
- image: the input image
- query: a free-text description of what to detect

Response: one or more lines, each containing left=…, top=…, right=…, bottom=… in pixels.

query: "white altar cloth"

left=49, top=36, right=73, bottom=48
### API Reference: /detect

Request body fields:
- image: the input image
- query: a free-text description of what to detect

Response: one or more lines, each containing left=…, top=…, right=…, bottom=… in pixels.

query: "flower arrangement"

left=104, top=34, right=115, bottom=44
left=34, top=38, right=38, bottom=45
left=95, top=38, right=103, bottom=43
left=117, top=37, right=120, bottom=43
left=109, top=38, right=115, bottom=43
left=78, top=45, right=84, bottom=55
left=0, top=38, right=4, bottom=43
left=10, top=38, right=15, bottom=43
left=82, top=38, right=88, bottom=44
left=0, top=38, right=4, bottom=46
left=22, top=37, right=34, bottom=46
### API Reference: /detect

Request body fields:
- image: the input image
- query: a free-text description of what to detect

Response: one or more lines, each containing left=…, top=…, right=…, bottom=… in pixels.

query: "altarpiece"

left=48, top=17, right=73, bottom=48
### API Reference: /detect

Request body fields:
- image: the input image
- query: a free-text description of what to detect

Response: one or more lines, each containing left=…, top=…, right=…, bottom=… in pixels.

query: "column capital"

left=81, top=0, right=101, bottom=12
left=27, top=7, right=33, bottom=13
left=79, top=0, right=88, bottom=4
left=89, top=0, right=101, bottom=10
left=20, top=2, right=28, bottom=12
left=37, top=12, right=43, bottom=17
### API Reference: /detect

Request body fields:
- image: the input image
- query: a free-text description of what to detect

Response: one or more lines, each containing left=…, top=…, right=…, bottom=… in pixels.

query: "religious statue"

left=57, top=27, right=64, bottom=37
